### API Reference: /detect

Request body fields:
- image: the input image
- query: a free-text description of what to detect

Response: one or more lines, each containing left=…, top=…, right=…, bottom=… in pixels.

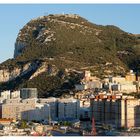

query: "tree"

left=19, top=120, right=28, bottom=129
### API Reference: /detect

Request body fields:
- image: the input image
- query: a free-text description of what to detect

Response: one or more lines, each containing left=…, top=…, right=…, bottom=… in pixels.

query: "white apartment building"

left=58, top=98, right=80, bottom=120
left=38, top=97, right=58, bottom=120
left=0, top=97, right=80, bottom=122
left=22, top=103, right=50, bottom=121
left=1, top=98, right=51, bottom=121
left=1, top=98, right=37, bottom=120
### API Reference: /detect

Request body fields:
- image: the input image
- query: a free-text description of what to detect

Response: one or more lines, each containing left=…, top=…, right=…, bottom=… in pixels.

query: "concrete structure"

left=58, top=98, right=80, bottom=120
left=109, top=76, right=126, bottom=84
left=103, top=80, right=137, bottom=94
left=75, top=70, right=102, bottom=91
left=84, top=70, right=91, bottom=81
left=0, top=91, right=10, bottom=100
left=1, top=98, right=50, bottom=121
left=85, top=81, right=102, bottom=89
left=103, top=82, right=137, bottom=93
left=22, top=103, right=50, bottom=121
left=1, top=98, right=36, bottom=120
left=10, top=91, right=20, bottom=99
left=0, top=90, right=20, bottom=100
left=103, top=70, right=138, bottom=93
left=20, top=88, right=38, bottom=99
left=90, top=95, right=140, bottom=128
left=108, top=70, right=136, bottom=84
left=38, top=97, right=58, bottom=120
left=125, top=70, right=136, bottom=82
left=120, top=84, right=137, bottom=93
left=0, top=97, right=80, bottom=122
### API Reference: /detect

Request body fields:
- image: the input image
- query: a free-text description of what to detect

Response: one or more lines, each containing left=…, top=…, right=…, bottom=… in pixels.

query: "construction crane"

left=82, top=114, right=97, bottom=136
left=91, top=116, right=97, bottom=136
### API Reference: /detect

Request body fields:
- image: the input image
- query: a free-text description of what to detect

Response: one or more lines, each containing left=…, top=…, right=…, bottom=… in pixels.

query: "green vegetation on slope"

left=15, top=14, right=140, bottom=73
left=0, top=14, right=140, bottom=96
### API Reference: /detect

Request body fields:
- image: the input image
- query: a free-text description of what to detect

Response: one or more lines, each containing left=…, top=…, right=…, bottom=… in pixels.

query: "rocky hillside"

left=0, top=14, right=140, bottom=97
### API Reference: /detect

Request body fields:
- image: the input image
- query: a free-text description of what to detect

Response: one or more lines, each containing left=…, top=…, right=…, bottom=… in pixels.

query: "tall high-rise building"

left=58, top=98, right=80, bottom=120
left=90, top=95, right=140, bottom=128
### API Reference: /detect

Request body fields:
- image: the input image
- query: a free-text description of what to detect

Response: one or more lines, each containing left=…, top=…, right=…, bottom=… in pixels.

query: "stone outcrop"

left=0, top=14, right=139, bottom=94
left=0, top=68, right=21, bottom=83
left=14, top=41, right=26, bottom=58
left=0, top=62, right=38, bottom=83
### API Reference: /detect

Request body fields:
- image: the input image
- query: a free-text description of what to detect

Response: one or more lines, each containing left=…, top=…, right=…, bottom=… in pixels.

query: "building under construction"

left=90, top=95, right=140, bottom=128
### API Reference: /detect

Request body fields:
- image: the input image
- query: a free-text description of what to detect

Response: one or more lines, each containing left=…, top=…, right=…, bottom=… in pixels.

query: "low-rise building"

left=0, top=91, right=10, bottom=100
left=103, top=82, right=137, bottom=93
left=0, top=119, right=13, bottom=125
left=10, top=91, right=20, bottom=99
left=75, top=70, right=102, bottom=91
left=120, top=84, right=137, bottom=93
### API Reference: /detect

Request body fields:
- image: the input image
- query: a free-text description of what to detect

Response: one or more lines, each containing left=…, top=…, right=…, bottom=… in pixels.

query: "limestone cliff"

left=0, top=14, right=140, bottom=97
left=0, top=61, right=41, bottom=83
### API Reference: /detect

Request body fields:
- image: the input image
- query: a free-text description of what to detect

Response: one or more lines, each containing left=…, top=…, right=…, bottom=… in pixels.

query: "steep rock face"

left=14, top=41, right=26, bottom=58
left=29, top=61, right=58, bottom=80
left=0, top=68, right=21, bottom=82
left=13, top=14, right=139, bottom=73
left=5, top=14, right=140, bottom=79
left=0, top=14, right=140, bottom=95
left=0, top=61, right=40, bottom=83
